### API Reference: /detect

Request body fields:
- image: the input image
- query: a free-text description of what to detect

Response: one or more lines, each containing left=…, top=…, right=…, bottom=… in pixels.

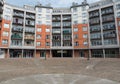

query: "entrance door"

left=40, top=51, right=46, bottom=57
left=80, top=51, right=85, bottom=57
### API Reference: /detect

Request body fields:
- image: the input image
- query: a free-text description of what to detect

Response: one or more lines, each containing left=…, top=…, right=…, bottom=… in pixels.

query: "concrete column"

left=118, top=48, right=120, bottom=58
left=50, top=50, right=52, bottom=58
left=89, top=49, right=91, bottom=58
left=61, top=50, right=63, bottom=58
left=22, top=49, right=24, bottom=58
left=7, top=49, right=10, bottom=58
left=73, top=50, right=74, bottom=58
left=103, top=49, right=105, bottom=58
left=34, top=49, right=36, bottom=58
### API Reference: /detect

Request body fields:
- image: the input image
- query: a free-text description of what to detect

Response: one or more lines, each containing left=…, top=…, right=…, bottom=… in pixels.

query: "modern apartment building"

left=88, top=0, right=120, bottom=58
left=0, top=0, right=120, bottom=58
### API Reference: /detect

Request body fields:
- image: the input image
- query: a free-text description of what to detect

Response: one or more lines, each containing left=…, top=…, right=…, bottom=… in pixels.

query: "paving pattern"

left=0, top=58, right=120, bottom=84
left=0, top=74, right=119, bottom=84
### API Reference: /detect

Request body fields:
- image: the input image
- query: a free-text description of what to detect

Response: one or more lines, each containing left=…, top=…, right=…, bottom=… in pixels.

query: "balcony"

left=90, top=26, right=101, bottom=33
left=89, top=18, right=100, bottom=25
left=12, top=27, right=23, bottom=32
left=26, top=15, right=35, bottom=20
left=101, top=9, right=114, bottom=15
left=0, top=6, right=3, bottom=13
left=13, top=18, right=23, bottom=25
left=52, top=16, right=61, bottom=22
left=103, top=24, right=116, bottom=31
left=102, top=15, right=115, bottom=23
left=25, top=28, right=35, bottom=34
left=11, top=34, right=22, bottom=40
left=24, top=44, right=34, bottom=46
left=63, top=29, right=72, bottom=34
left=52, top=37, right=61, bottom=41
left=24, top=36, right=34, bottom=40
left=63, top=16, right=71, bottom=21
left=13, top=12, right=24, bottom=18
left=25, top=20, right=35, bottom=27
left=103, top=31, right=116, bottom=39
left=63, top=22, right=71, bottom=27
left=63, top=41, right=72, bottom=46
left=89, top=11, right=99, bottom=18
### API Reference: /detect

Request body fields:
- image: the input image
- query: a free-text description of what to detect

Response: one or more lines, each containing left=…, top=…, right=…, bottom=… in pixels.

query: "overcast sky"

left=5, top=0, right=99, bottom=7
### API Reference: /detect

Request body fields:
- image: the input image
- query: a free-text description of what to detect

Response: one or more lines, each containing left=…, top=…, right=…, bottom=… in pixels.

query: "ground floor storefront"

left=0, top=48, right=120, bottom=58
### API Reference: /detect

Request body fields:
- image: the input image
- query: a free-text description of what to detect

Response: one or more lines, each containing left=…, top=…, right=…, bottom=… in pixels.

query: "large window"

left=37, top=28, right=42, bottom=32
left=74, top=28, right=78, bottom=32
left=2, top=40, right=8, bottom=45
left=37, top=42, right=41, bottom=46
left=82, top=27, right=87, bottom=31
left=83, top=34, right=87, bottom=38
left=36, top=35, right=41, bottom=39
left=3, top=31, right=9, bottom=36
left=4, top=23, right=9, bottom=28
left=74, top=34, right=78, bottom=39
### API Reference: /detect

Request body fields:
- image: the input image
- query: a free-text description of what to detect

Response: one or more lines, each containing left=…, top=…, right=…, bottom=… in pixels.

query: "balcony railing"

left=102, top=16, right=114, bottom=23
left=12, top=27, right=23, bottom=32
left=11, top=34, right=22, bottom=40
left=13, top=12, right=24, bottom=18
left=24, top=36, right=34, bottom=40
left=26, top=15, right=35, bottom=20
left=25, top=29, right=35, bottom=34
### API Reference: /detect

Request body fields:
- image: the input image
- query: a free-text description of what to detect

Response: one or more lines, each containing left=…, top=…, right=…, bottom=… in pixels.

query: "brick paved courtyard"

left=0, top=58, right=120, bottom=84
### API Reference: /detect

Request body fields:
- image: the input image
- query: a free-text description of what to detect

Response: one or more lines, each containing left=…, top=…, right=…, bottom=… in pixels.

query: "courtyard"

left=0, top=58, right=120, bottom=84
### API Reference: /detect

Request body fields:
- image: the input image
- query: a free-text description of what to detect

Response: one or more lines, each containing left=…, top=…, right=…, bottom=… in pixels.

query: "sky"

left=5, top=0, right=99, bottom=7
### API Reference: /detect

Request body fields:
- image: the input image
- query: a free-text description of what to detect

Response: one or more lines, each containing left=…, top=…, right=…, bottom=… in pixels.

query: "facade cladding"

left=0, top=0, right=120, bottom=58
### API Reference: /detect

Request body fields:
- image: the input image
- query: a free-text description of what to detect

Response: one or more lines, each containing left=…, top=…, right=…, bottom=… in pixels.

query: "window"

left=46, top=42, right=50, bottom=46
left=82, top=6, right=86, bottom=11
left=73, top=14, right=78, bottom=19
left=82, top=27, right=87, bottom=31
left=38, top=8, right=42, bottom=12
left=82, top=19, right=87, bottom=24
left=4, top=15, right=10, bottom=20
left=46, top=28, right=50, bottom=32
left=5, top=7, right=11, bottom=13
left=46, top=35, right=50, bottom=39
left=83, top=34, right=87, bottom=38
left=2, top=40, right=8, bottom=45
left=38, top=14, right=41, bottom=19
left=74, top=28, right=78, bottom=32
left=73, top=7, right=77, bottom=12
left=37, top=28, right=42, bottom=32
left=46, top=9, right=50, bottom=13
left=117, top=12, right=120, bottom=18
left=3, top=31, right=9, bottom=36
left=4, top=23, right=9, bottom=28
left=46, top=21, right=51, bottom=25
left=82, top=13, right=87, bottom=18
left=83, top=41, right=88, bottom=46
left=37, top=42, right=41, bottom=46
left=74, top=42, right=79, bottom=46
left=46, top=15, right=51, bottom=20
left=37, top=21, right=42, bottom=25
left=74, top=21, right=78, bottom=24
left=74, top=34, right=78, bottom=39
left=36, top=35, right=41, bottom=39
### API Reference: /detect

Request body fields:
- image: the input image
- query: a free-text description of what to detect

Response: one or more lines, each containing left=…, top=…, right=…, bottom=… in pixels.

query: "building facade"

left=0, top=0, right=120, bottom=58
left=88, top=0, right=120, bottom=58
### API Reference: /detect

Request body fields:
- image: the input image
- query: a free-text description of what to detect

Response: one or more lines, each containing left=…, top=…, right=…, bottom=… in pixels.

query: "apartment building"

left=88, top=0, right=120, bottom=58
left=0, top=0, right=120, bottom=58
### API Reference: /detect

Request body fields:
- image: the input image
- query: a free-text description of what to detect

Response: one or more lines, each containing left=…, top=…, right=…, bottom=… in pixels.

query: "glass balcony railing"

left=11, top=34, right=22, bottom=39
left=24, top=36, right=34, bottom=40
